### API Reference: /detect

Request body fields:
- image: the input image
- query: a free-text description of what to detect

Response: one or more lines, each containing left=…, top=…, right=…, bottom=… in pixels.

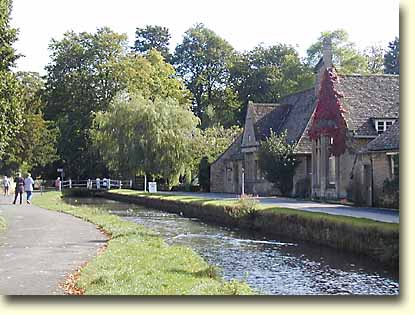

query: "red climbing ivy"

left=309, top=68, right=347, bottom=156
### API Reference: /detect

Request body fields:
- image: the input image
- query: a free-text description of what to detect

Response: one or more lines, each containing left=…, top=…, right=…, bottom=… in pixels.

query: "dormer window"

left=375, top=119, right=395, bottom=135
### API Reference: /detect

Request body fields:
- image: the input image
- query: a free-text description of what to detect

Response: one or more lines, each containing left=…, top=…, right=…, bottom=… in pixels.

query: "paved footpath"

left=0, top=194, right=107, bottom=295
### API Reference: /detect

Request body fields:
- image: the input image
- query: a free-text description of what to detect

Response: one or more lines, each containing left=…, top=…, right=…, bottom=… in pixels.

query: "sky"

left=10, top=0, right=399, bottom=74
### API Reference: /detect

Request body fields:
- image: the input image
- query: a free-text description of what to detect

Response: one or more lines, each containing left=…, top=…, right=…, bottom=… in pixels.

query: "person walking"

left=55, top=177, right=61, bottom=191
left=24, top=173, right=35, bottom=204
left=13, top=172, right=25, bottom=205
left=3, top=176, right=11, bottom=196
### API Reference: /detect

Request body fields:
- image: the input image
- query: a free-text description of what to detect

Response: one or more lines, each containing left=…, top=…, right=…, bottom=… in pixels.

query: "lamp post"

left=241, top=167, right=245, bottom=196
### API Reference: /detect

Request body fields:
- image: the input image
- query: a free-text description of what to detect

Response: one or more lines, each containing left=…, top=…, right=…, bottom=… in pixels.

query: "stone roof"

left=243, top=89, right=316, bottom=154
left=278, top=88, right=316, bottom=153
left=214, top=73, right=399, bottom=165
left=251, top=103, right=290, bottom=141
left=366, top=119, right=400, bottom=152
left=335, top=74, right=400, bottom=137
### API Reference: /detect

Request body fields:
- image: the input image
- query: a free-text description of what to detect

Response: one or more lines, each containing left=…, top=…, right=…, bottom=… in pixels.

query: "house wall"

left=349, top=150, right=397, bottom=207
left=372, top=152, right=392, bottom=206
left=312, top=136, right=374, bottom=200
left=293, top=155, right=311, bottom=197
left=210, top=137, right=242, bottom=193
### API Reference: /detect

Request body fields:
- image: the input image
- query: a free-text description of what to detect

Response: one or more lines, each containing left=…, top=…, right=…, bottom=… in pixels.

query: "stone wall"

left=210, top=136, right=242, bottom=193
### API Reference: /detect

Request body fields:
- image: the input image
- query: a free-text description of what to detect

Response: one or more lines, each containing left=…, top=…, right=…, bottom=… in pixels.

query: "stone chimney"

left=322, top=38, right=333, bottom=68
left=315, top=38, right=334, bottom=96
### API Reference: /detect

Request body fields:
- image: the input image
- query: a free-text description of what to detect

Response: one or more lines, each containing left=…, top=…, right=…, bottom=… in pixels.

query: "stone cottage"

left=350, top=120, right=400, bottom=207
left=308, top=44, right=399, bottom=205
left=209, top=89, right=316, bottom=196
left=210, top=40, right=400, bottom=206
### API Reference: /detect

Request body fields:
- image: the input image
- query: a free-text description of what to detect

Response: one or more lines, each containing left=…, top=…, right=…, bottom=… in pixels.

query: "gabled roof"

left=366, top=119, right=400, bottom=152
left=335, top=74, right=400, bottom=137
left=242, top=89, right=316, bottom=154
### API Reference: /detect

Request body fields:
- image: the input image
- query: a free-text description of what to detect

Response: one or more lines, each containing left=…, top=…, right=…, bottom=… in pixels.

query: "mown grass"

left=33, top=192, right=254, bottom=295
left=111, top=189, right=398, bottom=231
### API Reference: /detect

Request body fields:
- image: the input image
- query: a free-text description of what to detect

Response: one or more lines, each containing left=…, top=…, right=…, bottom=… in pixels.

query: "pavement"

left=0, top=193, right=107, bottom=295
left=156, top=191, right=400, bottom=223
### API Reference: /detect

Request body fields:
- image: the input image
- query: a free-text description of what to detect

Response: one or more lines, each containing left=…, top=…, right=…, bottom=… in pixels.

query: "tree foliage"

left=43, top=27, right=190, bottom=178
left=306, top=29, right=368, bottom=74
left=92, top=93, right=199, bottom=187
left=0, top=72, right=58, bottom=175
left=43, top=27, right=130, bottom=178
left=0, top=0, right=23, bottom=159
left=173, top=23, right=237, bottom=128
left=133, top=25, right=171, bottom=61
left=384, top=37, right=399, bottom=74
left=364, top=44, right=385, bottom=74
left=257, top=130, right=299, bottom=196
left=0, top=0, right=19, bottom=71
left=230, top=44, right=314, bottom=120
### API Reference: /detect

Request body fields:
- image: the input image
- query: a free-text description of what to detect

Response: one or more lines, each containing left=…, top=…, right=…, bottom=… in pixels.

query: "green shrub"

left=227, top=194, right=259, bottom=218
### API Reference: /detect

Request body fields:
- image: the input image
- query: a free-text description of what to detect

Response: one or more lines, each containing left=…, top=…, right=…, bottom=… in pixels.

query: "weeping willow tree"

left=91, top=92, right=199, bottom=188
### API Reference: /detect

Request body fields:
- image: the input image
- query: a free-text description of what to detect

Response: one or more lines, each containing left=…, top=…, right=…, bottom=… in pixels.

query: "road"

left=156, top=191, right=399, bottom=223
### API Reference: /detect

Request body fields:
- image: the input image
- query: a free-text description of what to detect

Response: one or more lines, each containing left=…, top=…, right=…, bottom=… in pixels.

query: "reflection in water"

left=66, top=198, right=399, bottom=295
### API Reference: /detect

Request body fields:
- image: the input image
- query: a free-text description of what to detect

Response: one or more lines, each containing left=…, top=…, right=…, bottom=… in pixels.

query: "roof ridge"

left=339, top=74, right=399, bottom=78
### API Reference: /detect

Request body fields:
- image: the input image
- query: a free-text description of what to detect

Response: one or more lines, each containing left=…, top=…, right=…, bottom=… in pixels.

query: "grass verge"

left=33, top=191, right=254, bottom=295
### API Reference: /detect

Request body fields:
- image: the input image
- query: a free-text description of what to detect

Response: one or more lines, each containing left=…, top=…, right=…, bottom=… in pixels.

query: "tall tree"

left=43, top=27, right=130, bottom=178
left=0, top=72, right=58, bottom=175
left=133, top=25, right=171, bottom=61
left=364, top=44, right=385, bottom=74
left=0, top=0, right=23, bottom=159
left=230, top=44, right=314, bottom=121
left=173, top=23, right=237, bottom=128
left=306, top=29, right=368, bottom=74
left=384, top=37, right=399, bottom=74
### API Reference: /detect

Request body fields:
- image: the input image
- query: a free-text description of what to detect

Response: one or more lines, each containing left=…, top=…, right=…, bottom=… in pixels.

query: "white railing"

left=60, top=179, right=133, bottom=190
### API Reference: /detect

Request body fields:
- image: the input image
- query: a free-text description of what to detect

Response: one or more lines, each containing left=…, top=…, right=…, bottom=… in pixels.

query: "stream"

left=67, top=197, right=399, bottom=295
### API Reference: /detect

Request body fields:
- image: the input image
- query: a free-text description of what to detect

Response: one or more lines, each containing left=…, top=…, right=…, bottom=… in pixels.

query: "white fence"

left=60, top=179, right=133, bottom=190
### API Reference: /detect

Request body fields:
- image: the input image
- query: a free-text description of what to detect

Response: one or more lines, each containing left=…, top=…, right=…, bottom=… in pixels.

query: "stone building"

left=308, top=44, right=399, bottom=205
left=210, top=40, right=400, bottom=206
left=209, top=89, right=316, bottom=196
left=351, top=120, right=400, bottom=207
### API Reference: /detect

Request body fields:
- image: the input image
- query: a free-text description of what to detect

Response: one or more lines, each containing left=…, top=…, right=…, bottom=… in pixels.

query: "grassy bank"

left=33, top=192, right=254, bottom=295
left=101, top=189, right=399, bottom=270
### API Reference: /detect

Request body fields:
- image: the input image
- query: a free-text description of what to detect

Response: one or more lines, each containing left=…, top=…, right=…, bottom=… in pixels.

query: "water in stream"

left=67, top=198, right=399, bottom=295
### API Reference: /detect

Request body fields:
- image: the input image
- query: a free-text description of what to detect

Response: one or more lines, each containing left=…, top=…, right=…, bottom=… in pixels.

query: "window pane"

left=328, top=155, right=336, bottom=185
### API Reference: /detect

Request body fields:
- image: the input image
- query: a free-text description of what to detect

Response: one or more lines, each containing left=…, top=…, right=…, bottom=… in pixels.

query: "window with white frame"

left=388, top=153, right=399, bottom=179
left=375, top=119, right=395, bottom=134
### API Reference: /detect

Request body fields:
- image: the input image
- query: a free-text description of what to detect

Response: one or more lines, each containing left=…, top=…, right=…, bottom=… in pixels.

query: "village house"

left=210, top=40, right=400, bottom=207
